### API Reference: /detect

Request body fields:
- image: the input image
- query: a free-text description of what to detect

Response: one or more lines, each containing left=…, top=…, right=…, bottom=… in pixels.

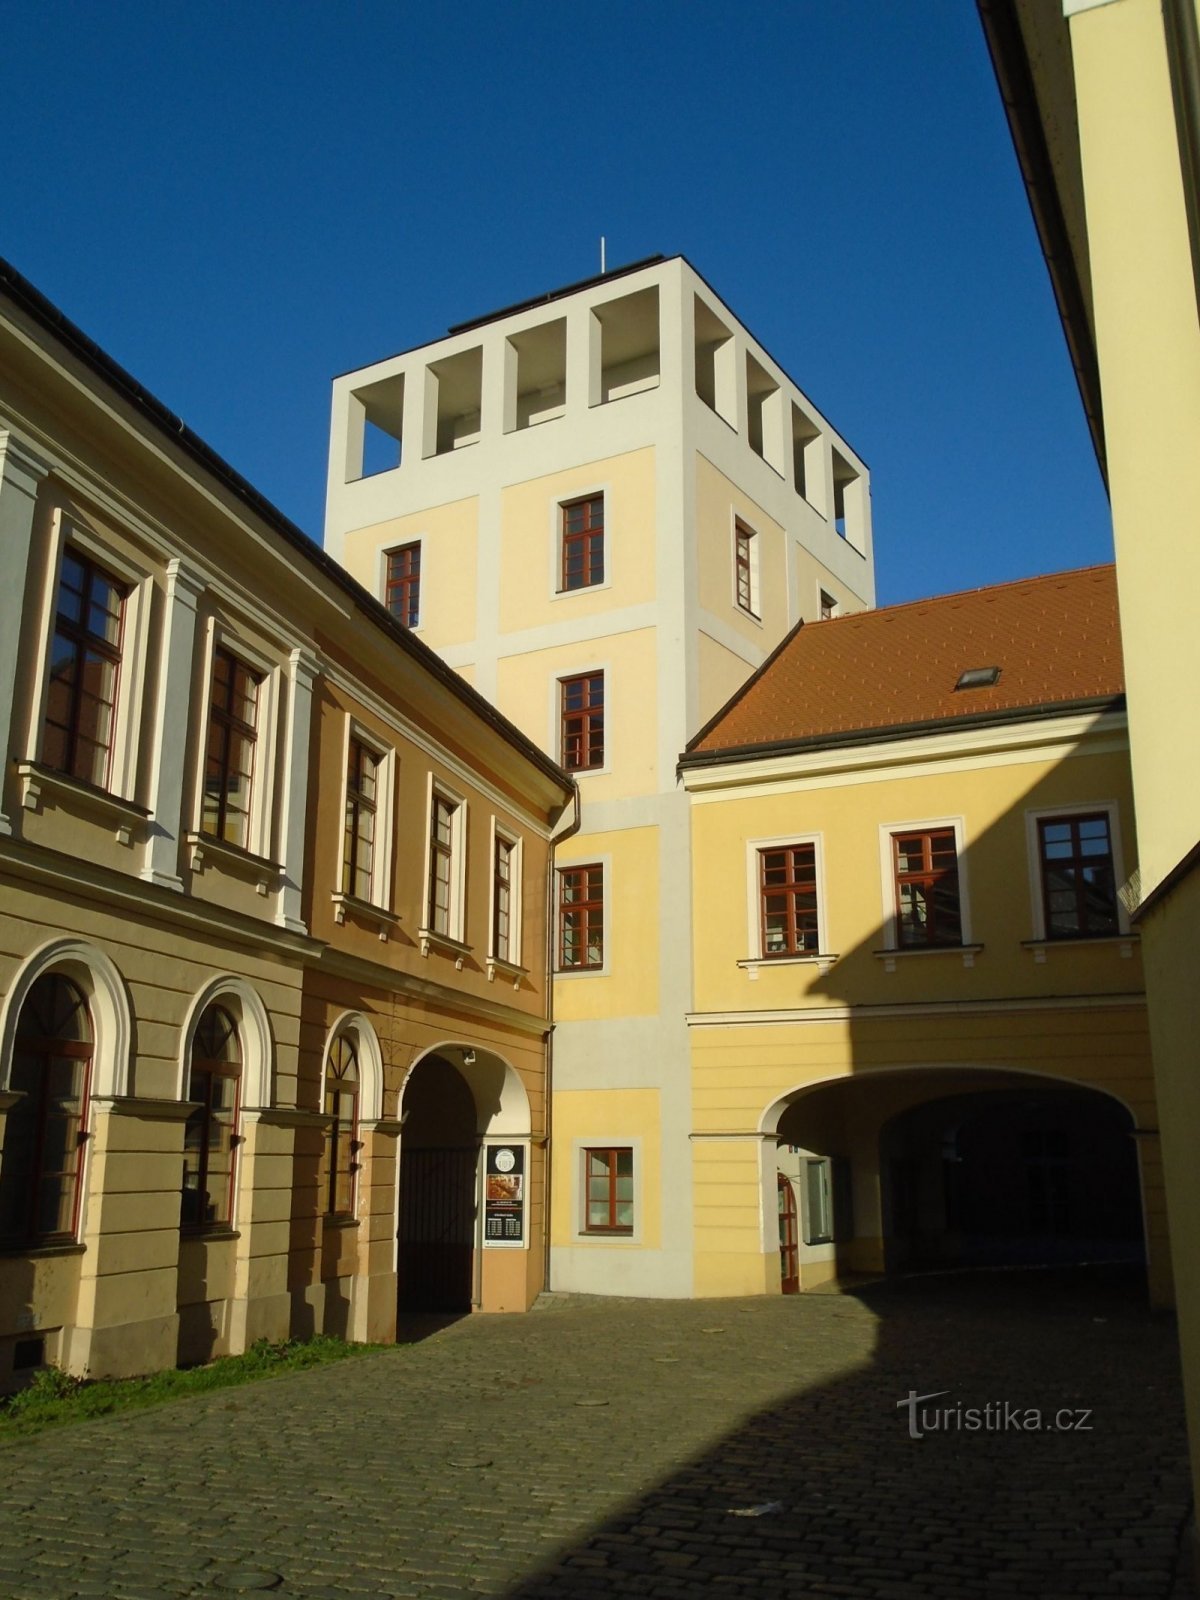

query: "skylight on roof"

left=955, top=666, right=1001, bottom=691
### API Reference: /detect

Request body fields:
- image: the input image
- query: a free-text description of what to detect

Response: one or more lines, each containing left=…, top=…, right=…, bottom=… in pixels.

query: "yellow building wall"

left=1071, top=0, right=1200, bottom=895
left=495, top=630, right=658, bottom=804
left=695, top=454, right=788, bottom=643
left=553, top=826, right=660, bottom=1023
left=338, top=496, right=480, bottom=649
left=697, top=633, right=756, bottom=731
left=691, top=741, right=1140, bottom=1013
left=550, top=1087, right=662, bottom=1252
left=499, top=448, right=657, bottom=633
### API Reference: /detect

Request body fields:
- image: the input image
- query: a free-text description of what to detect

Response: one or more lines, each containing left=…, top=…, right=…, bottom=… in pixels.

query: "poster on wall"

left=483, top=1144, right=525, bottom=1247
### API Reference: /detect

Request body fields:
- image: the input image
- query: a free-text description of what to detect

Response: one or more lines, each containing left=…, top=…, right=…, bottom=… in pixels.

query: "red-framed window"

left=181, top=1005, right=241, bottom=1232
left=558, top=864, right=604, bottom=970
left=342, top=737, right=379, bottom=901
left=0, top=974, right=93, bottom=1247
left=202, top=648, right=261, bottom=851
left=560, top=672, right=604, bottom=771
left=492, top=835, right=514, bottom=962
left=560, top=495, right=604, bottom=591
left=42, top=548, right=126, bottom=791
left=892, top=828, right=962, bottom=947
left=584, top=1147, right=633, bottom=1234
left=760, top=844, right=820, bottom=956
left=321, top=1033, right=360, bottom=1219
left=735, top=521, right=757, bottom=616
left=427, top=792, right=457, bottom=935
left=1038, top=813, right=1119, bottom=939
left=385, top=543, right=421, bottom=628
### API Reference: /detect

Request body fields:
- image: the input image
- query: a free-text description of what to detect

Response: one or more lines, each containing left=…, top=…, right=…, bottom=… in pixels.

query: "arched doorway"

left=881, top=1087, right=1143, bottom=1274
left=777, top=1175, right=799, bottom=1294
left=761, top=1067, right=1150, bottom=1293
left=397, top=1055, right=479, bottom=1313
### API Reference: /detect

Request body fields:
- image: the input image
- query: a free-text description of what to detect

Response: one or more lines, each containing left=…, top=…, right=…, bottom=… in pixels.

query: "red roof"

left=688, top=565, right=1123, bottom=756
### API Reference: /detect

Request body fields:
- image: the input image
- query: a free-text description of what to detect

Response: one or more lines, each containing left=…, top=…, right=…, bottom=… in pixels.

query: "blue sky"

left=1, top=3, right=1111, bottom=606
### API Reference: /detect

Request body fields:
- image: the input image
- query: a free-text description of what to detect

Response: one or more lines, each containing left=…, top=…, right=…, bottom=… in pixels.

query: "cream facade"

left=0, top=261, right=573, bottom=1387
left=681, top=702, right=1166, bottom=1306
left=324, top=255, right=874, bottom=1296
left=979, top=0, right=1200, bottom=1548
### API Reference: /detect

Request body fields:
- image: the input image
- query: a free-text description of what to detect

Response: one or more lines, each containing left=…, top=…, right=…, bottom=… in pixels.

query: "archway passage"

left=770, top=1068, right=1148, bottom=1292
left=882, top=1087, right=1143, bottom=1274
left=397, top=1056, right=479, bottom=1313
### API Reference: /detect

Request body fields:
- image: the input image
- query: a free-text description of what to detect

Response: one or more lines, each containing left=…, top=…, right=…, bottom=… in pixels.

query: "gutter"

left=678, top=693, right=1126, bottom=775
left=543, top=781, right=583, bottom=1297
left=0, top=255, right=572, bottom=804
left=976, top=0, right=1108, bottom=485
left=1163, top=0, right=1200, bottom=336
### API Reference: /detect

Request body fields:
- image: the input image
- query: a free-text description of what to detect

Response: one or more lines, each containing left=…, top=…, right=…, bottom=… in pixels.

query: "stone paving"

left=0, top=1268, right=1193, bottom=1600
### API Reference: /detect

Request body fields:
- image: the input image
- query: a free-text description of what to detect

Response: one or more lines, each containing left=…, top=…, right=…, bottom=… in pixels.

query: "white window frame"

left=487, top=818, right=524, bottom=972
left=419, top=773, right=468, bottom=955
left=25, top=509, right=153, bottom=805
left=378, top=536, right=425, bottom=633
left=551, top=664, right=611, bottom=779
left=1024, top=799, right=1131, bottom=942
left=548, top=483, right=613, bottom=603
left=877, top=815, right=973, bottom=951
left=744, top=833, right=829, bottom=962
left=334, top=719, right=397, bottom=915
left=571, top=1135, right=642, bottom=1244
left=190, top=617, right=281, bottom=865
left=554, top=853, right=610, bottom=978
left=731, top=514, right=762, bottom=623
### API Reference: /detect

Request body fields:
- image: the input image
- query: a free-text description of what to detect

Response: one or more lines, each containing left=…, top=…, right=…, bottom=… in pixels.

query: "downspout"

left=543, top=780, right=582, bottom=1297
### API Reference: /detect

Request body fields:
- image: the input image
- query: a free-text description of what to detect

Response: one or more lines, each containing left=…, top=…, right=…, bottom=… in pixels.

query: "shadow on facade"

left=760, top=753, right=1159, bottom=1301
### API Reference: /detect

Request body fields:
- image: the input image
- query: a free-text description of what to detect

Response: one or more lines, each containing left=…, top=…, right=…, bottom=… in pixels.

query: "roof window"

left=955, top=666, right=1001, bottom=691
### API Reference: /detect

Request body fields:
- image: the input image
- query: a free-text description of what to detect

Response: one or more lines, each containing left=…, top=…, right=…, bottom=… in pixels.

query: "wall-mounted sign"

left=483, top=1143, right=525, bottom=1248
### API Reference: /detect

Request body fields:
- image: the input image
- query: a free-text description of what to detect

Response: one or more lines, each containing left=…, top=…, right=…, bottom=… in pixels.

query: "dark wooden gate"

left=398, top=1144, right=479, bottom=1312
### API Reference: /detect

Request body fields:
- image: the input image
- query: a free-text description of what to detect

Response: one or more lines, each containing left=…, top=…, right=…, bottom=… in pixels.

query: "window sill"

left=0, top=1240, right=86, bottom=1259
left=332, top=892, right=400, bottom=942
left=321, top=1215, right=361, bottom=1231
left=581, top=1229, right=634, bottom=1240
left=186, top=831, right=281, bottom=895
left=179, top=1226, right=240, bottom=1243
left=554, top=578, right=612, bottom=602
left=739, top=953, right=839, bottom=981
left=16, top=760, right=148, bottom=845
left=735, top=605, right=763, bottom=627
left=555, top=964, right=605, bottom=979
left=1022, top=935, right=1137, bottom=964
left=487, top=955, right=528, bottom=990
left=417, top=927, right=472, bottom=968
left=873, top=943, right=983, bottom=973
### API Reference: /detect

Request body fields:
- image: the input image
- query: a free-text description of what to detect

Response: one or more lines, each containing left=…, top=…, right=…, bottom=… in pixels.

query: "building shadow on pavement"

left=497, top=1268, right=1194, bottom=1600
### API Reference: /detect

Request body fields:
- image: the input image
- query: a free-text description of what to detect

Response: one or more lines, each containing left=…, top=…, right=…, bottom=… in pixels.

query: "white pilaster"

left=275, top=645, right=319, bottom=932
left=140, top=558, right=205, bottom=889
left=0, top=432, right=50, bottom=836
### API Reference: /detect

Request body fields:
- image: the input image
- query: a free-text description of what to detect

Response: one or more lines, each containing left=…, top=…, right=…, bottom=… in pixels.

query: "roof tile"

left=689, top=565, right=1123, bottom=754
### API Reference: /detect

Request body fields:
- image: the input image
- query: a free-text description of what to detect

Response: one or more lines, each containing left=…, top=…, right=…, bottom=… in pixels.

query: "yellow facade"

left=0, top=265, right=573, bottom=1388
left=981, top=0, right=1200, bottom=1547
left=684, top=708, right=1166, bottom=1305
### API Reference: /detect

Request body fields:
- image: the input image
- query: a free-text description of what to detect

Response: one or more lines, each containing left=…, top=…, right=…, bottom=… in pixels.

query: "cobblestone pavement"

left=0, top=1268, right=1193, bottom=1600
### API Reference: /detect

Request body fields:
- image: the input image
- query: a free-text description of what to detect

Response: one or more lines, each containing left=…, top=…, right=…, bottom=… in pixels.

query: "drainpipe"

left=543, top=781, right=582, bottom=1297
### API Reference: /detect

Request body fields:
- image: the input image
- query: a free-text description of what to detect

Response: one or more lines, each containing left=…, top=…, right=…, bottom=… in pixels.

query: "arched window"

left=182, top=1005, right=241, bottom=1231
left=0, top=975, right=93, bottom=1246
left=321, top=1034, right=359, bottom=1218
